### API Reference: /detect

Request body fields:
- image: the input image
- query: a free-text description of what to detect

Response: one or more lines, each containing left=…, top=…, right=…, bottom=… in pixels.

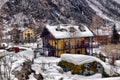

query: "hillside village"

left=0, top=15, right=120, bottom=49
left=0, top=14, right=120, bottom=80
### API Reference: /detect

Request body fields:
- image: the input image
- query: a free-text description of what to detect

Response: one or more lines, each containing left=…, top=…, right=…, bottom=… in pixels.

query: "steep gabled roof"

left=22, top=27, right=35, bottom=33
left=41, top=24, right=94, bottom=39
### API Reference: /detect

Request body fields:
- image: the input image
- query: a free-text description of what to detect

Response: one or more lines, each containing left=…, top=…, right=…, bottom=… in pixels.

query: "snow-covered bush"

left=101, top=43, right=120, bottom=66
left=92, top=52, right=106, bottom=62
left=58, top=60, right=106, bottom=76
left=58, top=60, right=74, bottom=72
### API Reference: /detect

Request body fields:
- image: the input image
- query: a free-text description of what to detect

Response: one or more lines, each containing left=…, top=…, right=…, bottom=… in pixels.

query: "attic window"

left=60, top=28, right=67, bottom=32
left=79, top=26, right=86, bottom=32
left=56, top=25, right=61, bottom=31
left=69, top=27, right=76, bottom=33
left=56, top=28, right=67, bottom=32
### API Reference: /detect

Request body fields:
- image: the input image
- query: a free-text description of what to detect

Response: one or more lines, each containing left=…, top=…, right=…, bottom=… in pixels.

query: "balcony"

left=64, top=42, right=90, bottom=50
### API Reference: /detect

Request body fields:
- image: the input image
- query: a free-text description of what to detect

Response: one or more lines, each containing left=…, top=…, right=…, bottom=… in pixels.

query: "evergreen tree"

left=15, top=33, right=20, bottom=44
left=111, top=24, right=119, bottom=44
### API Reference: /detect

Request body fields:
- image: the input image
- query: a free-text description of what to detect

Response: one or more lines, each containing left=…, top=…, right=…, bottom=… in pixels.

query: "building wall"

left=41, top=27, right=92, bottom=57
left=49, top=38, right=88, bottom=57
left=93, top=36, right=110, bottom=45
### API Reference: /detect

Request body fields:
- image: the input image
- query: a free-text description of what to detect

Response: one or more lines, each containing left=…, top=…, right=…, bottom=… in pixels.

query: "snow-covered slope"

left=1, top=46, right=120, bottom=80
left=113, top=0, right=120, bottom=4
left=0, top=0, right=8, bottom=8
left=86, top=0, right=120, bottom=26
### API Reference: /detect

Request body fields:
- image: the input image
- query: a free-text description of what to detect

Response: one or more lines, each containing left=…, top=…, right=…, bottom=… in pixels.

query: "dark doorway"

left=77, top=50, right=80, bottom=54
left=66, top=51, right=70, bottom=53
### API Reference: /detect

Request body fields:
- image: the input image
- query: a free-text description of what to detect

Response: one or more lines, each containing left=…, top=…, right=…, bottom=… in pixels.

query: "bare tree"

left=90, top=14, right=102, bottom=30
left=101, top=43, right=120, bottom=66
left=1, top=54, right=15, bottom=80
left=90, top=14, right=103, bottom=43
left=0, top=52, right=13, bottom=80
left=101, top=43, right=120, bottom=76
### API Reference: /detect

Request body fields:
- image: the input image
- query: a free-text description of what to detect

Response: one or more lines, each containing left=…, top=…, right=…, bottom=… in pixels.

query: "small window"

left=65, top=41, right=70, bottom=46
left=60, top=28, right=67, bottom=32
left=69, top=27, right=76, bottom=33
left=25, top=37, right=27, bottom=40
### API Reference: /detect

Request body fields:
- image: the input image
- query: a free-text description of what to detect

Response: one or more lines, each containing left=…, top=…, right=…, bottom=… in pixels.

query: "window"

left=25, top=37, right=27, bottom=40
left=27, top=33, right=30, bottom=37
left=69, top=27, right=76, bottom=33
left=77, top=40, right=81, bottom=48
left=65, top=41, right=70, bottom=46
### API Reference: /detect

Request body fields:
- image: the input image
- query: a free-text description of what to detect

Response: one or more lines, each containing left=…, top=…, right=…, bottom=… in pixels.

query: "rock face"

left=34, top=73, right=44, bottom=80
left=12, top=61, right=44, bottom=80
left=87, top=0, right=120, bottom=21
left=0, top=0, right=120, bottom=27
left=0, top=0, right=95, bottom=26
left=58, top=60, right=106, bottom=76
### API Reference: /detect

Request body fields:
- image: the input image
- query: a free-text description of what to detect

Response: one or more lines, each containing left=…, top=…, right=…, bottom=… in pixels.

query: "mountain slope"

left=0, top=0, right=120, bottom=27
left=87, top=0, right=120, bottom=21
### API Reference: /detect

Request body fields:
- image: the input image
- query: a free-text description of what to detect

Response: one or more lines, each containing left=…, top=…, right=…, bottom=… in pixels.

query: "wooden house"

left=22, top=28, right=35, bottom=43
left=10, top=28, right=20, bottom=43
left=40, top=24, right=94, bottom=57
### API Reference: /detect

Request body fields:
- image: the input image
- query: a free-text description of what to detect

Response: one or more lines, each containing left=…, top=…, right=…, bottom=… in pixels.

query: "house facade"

left=10, top=28, right=21, bottom=43
left=40, top=24, right=94, bottom=57
left=22, top=28, right=35, bottom=43
left=116, top=26, right=120, bottom=42
left=92, top=27, right=111, bottom=45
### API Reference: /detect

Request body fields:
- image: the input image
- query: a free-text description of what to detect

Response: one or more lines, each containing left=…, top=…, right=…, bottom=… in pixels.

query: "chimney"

left=56, top=24, right=61, bottom=31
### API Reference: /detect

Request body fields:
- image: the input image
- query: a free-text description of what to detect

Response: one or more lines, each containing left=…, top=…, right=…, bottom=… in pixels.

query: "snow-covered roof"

left=45, top=24, right=94, bottom=39
left=61, top=54, right=104, bottom=65
left=93, top=28, right=111, bottom=36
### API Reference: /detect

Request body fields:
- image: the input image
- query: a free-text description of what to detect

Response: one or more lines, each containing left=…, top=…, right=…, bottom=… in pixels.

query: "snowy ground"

left=0, top=44, right=120, bottom=80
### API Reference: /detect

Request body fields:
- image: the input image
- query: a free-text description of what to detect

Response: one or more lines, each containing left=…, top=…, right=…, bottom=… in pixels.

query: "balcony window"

left=65, top=41, right=69, bottom=46
left=64, top=41, right=70, bottom=49
left=77, top=40, right=81, bottom=48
